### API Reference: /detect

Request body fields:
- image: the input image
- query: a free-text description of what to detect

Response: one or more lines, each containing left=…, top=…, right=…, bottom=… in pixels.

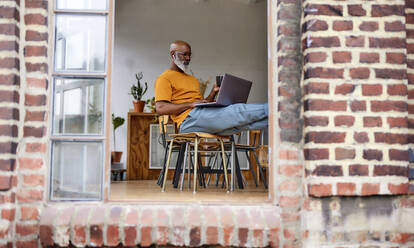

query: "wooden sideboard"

left=126, top=112, right=160, bottom=180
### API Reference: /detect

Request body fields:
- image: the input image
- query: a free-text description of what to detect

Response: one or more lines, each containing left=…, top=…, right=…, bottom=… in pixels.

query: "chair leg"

left=253, top=151, right=268, bottom=189
left=161, top=139, right=175, bottom=192
left=246, top=151, right=258, bottom=187
left=179, top=143, right=188, bottom=191
left=193, top=137, right=198, bottom=193
left=219, top=138, right=229, bottom=191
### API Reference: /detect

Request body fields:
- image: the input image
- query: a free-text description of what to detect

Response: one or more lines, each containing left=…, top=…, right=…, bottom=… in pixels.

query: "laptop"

left=195, top=73, right=252, bottom=107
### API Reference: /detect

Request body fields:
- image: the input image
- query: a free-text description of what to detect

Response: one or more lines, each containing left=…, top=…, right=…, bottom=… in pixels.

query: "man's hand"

left=189, top=99, right=207, bottom=108
left=205, top=83, right=220, bottom=102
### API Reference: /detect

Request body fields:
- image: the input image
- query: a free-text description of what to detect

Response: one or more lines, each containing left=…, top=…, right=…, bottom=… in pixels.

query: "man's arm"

left=204, top=83, right=220, bottom=102
left=155, top=100, right=206, bottom=115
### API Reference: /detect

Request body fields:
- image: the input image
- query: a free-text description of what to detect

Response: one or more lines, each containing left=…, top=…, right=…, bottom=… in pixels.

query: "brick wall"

left=303, top=0, right=409, bottom=196
left=407, top=0, right=414, bottom=194
left=0, top=0, right=49, bottom=247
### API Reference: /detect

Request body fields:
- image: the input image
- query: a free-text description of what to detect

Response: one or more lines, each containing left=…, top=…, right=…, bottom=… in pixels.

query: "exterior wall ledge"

left=39, top=203, right=280, bottom=247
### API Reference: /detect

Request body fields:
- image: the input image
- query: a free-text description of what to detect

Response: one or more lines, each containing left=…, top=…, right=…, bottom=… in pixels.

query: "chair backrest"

left=159, top=115, right=169, bottom=147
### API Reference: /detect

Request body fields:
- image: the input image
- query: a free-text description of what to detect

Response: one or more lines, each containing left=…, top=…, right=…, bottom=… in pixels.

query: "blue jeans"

left=179, top=103, right=268, bottom=136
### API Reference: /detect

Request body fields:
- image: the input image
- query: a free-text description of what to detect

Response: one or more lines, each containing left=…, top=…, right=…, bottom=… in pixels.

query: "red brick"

left=20, top=206, right=39, bottom=221
left=305, top=99, right=347, bottom=111
left=348, top=5, right=366, bottom=16
left=371, top=5, right=404, bottom=17
left=359, top=21, right=378, bottom=31
left=24, top=14, right=47, bottom=25
left=374, top=132, right=407, bottom=144
left=16, top=224, right=38, bottom=236
left=305, top=82, right=329, bottom=94
left=306, top=4, right=343, bottom=16
left=364, top=117, right=382, bottom=127
left=204, top=207, right=218, bottom=245
left=349, top=164, right=369, bottom=176
left=26, top=62, right=48, bottom=73
left=0, top=159, right=15, bottom=171
left=334, top=115, right=354, bottom=127
left=22, top=174, right=44, bottom=187
left=333, top=21, right=352, bottom=31
left=387, top=84, right=407, bottom=96
left=279, top=196, right=300, bottom=208
left=355, top=134, right=372, bottom=147
left=0, top=74, right=19, bottom=86
left=304, top=148, right=329, bottom=160
left=361, top=183, right=380, bottom=195
left=346, top=36, right=365, bottom=47
left=279, top=179, right=299, bottom=192
left=1, top=208, right=15, bottom=221
left=25, top=94, right=46, bottom=106
left=385, top=21, right=405, bottom=32
left=335, top=148, right=355, bottom=160
left=306, top=131, right=345, bottom=144
left=374, top=165, right=407, bottom=176
left=27, top=78, right=47, bottom=89
left=0, top=58, right=19, bottom=69
left=303, top=20, right=328, bottom=32
left=370, top=38, right=405, bottom=48
left=0, top=40, right=18, bottom=52
left=386, top=53, right=405, bottom=64
left=308, top=184, right=332, bottom=197
left=16, top=241, right=37, bottom=248
left=362, top=84, right=382, bottom=96
left=73, top=208, right=92, bottom=246
left=140, top=209, right=153, bottom=247
left=351, top=100, right=367, bottom=112
left=363, top=149, right=383, bottom=161
left=0, top=125, right=17, bottom=137
left=18, top=158, right=43, bottom=170
left=312, top=165, right=343, bottom=176
left=0, top=24, right=19, bottom=36
left=350, top=68, right=370, bottom=79
left=375, top=69, right=406, bottom=80
left=304, top=116, right=328, bottom=126
left=335, top=83, right=355, bottom=95
left=23, top=126, right=45, bottom=138
left=0, top=107, right=19, bottom=121
left=333, top=51, right=352, bottom=63
left=305, top=67, right=344, bottom=79
left=16, top=189, right=43, bottom=203
left=220, top=208, right=234, bottom=246
left=305, top=52, right=327, bottom=63
left=0, top=142, right=17, bottom=154
left=0, top=176, right=12, bottom=190
left=389, top=149, right=408, bottom=161
left=360, top=52, right=379, bottom=64
left=24, top=45, right=47, bottom=57
left=371, top=101, right=406, bottom=112
left=25, top=111, right=45, bottom=122
left=25, top=0, right=48, bottom=9
left=236, top=209, right=249, bottom=246
left=387, top=117, right=407, bottom=128
left=279, top=150, right=298, bottom=160
left=0, top=7, right=19, bottom=19
left=337, top=183, right=356, bottom=195
left=278, top=24, right=299, bottom=36
left=25, top=30, right=47, bottom=41
left=388, top=183, right=409, bottom=194
left=306, top=37, right=340, bottom=48
left=279, top=164, right=302, bottom=177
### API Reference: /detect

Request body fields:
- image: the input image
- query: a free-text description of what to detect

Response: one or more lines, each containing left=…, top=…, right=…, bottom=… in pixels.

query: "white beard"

left=173, top=55, right=191, bottom=74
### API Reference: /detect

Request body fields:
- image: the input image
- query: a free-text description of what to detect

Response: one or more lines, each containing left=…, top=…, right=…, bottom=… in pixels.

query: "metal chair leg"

left=162, top=139, right=175, bottom=192
left=193, top=137, right=198, bottom=193
left=179, top=143, right=188, bottom=191
left=219, top=138, right=229, bottom=192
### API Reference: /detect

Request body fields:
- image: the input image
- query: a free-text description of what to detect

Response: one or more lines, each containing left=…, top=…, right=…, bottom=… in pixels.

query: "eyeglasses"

left=175, top=51, right=192, bottom=58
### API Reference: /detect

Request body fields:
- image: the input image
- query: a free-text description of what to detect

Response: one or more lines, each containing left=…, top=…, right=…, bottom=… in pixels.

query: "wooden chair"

left=161, top=131, right=232, bottom=193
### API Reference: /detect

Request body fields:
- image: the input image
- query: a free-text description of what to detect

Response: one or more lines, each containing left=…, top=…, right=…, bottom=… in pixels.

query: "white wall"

left=111, top=0, right=267, bottom=162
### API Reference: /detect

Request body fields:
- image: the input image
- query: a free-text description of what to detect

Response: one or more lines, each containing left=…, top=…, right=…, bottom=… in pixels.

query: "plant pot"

left=133, top=100, right=145, bottom=112
left=111, top=151, right=123, bottom=163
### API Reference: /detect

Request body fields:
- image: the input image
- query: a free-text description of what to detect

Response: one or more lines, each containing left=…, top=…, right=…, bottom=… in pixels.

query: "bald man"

left=155, top=40, right=268, bottom=136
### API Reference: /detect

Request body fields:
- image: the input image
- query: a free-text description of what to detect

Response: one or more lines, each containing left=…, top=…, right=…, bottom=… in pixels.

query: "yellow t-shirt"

left=155, top=69, right=202, bottom=127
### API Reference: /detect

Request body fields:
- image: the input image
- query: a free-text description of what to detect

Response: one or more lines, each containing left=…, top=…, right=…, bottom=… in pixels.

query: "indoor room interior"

left=109, top=0, right=269, bottom=202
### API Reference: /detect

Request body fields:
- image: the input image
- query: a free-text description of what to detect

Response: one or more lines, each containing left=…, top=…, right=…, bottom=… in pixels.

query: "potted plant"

left=129, top=72, right=148, bottom=112
left=111, top=113, right=125, bottom=163
left=146, top=96, right=156, bottom=113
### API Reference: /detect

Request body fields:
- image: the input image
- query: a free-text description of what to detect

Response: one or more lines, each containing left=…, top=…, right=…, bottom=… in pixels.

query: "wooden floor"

left=110, top=180, right=268, bottom=203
